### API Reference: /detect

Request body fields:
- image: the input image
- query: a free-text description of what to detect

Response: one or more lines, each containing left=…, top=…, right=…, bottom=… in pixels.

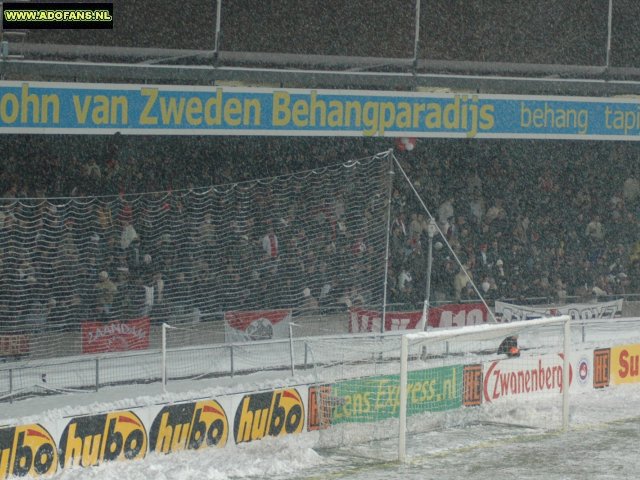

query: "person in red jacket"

left=498, top=335, right=520, bottom=357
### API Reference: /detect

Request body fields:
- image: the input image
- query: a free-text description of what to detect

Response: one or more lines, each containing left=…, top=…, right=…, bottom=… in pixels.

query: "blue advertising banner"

left=0, top=81, right=639, bottom=139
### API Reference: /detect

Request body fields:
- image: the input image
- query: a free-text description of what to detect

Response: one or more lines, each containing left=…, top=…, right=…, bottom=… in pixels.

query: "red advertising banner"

left=431, top=303, right=488, bottom=328
left=0, top=334, right=29, bottom=356
left=224, top=310, right=292, bottom=343
left=81, top=317, right=151, bottom=353
left=349, top=303, right=489, bottom=333
left=349, top=308, right=421, bottom=333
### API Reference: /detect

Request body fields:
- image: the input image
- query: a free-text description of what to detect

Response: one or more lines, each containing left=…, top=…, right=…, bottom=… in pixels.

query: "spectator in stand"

left=573, top=186, right=593, bottom=214
left=220, top=262, right=245, bottom=311
left=614, top=272, right=631, bottom=295
left=437, top=196, right=455, bottom=236
left=193, top=258, right=215, bottom=311
left=531, top=271, right=554, bottom=300
left=45, top=298, right=66, bottom=331
left=585, top=213, right=606, bottom=266
left=104, top=157, right=121, bottom=194
left=82, top=158, right=102, bottom=192
left=128, top=276, right=150, bottom=318
left=148, top=271, right=166, bottom=322
left=592, top=274, right=610, bottom=298
left=261, top=225, right=279, bottom=261
left=314, top=260, right=333, bottom=308
left=94, top=271, right=117, bottom=320
left=156, top=233, right=177, bottom=272
left=165, top=271, right=192, bottom=316
left=138, top=254, right=154, bottom=284
left=480, top=276, right=499, bottom=302
left=429, top=245, right=451, bottom=302
left=110, top=267, right=131, bottom=317
left=389, top=224, right=406, bottom=266
left=300, top=287, right=319, bottom=314
left=552, top=278, right=568, bottom=303
left=391, top=188, right=407, bottom=212
left=18, top=259, right=36, bottom=284
left=404, top=229, right=422, bottom=259
left=397, top=263, right=412, bottom=292
left=537, top=167, right=559, bottom=204
left=416, top=214, right=430, bottom=239
left=484, top=198, right=508, bottom=237
left=408, top=213, right=423, bottom=239
left=466, top=169, right=483, bottom=195
left=610, top=209, right=637, bottom=246
left=198, top=212, right=217, bottom=259
left=572, top=259, right=597, bottom=299
left=333, top=282, right=354, bottom=310
left=407, top=241, right=428, bottom=285
left=65, top=293, right=91, bottom=327
left=608, top=243, right=629, bottom=279
left=585, top=214, right=605, bottom=245
left=348, top=286, right=366, bottom=307
left=468, top=191, right=486, bottom=229
left=120, top=218, right=140, bottom=264
left=7, top=135, right=640, bottom=309
left=453, top=266, right=471, bottom=302
left=19, top=276, right=45, bottom=331
left=512, top=215, right=530, bottom=245
left=623, top=167, right=640, bottom=208
left=493, top=258, right=509, bottom=298
left=475, top=243, right=495, bottom=276
left=396, top=274, right=415, bottom=305
left=392, top=212, right=408, bottom=238
left=137, top=207, right=156, bottom=256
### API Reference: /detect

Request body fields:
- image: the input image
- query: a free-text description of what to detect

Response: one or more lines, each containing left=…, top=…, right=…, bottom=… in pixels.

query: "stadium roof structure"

left=3, top=0, right=640, bottom=96
left=4, top=45, right=640, bottom=97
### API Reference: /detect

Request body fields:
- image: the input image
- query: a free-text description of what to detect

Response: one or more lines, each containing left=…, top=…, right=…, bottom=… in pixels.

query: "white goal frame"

left=398, top=315, right=571, bottom=463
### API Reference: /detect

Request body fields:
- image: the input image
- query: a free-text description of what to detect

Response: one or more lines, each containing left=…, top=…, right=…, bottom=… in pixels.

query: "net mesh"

left=0, top=152, right=392, bottom=390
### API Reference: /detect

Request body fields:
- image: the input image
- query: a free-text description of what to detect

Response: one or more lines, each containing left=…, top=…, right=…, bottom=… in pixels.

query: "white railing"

left=1, top=315, right=639, bottom=403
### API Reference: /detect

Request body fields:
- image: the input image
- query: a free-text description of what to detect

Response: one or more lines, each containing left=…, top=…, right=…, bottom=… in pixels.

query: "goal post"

left=399, top=315, right=571, bottom=463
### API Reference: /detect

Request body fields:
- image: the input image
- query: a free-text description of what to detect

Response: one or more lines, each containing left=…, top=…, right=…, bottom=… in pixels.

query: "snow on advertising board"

left=494, top=299, right=623, bottom=322
left=224, top=309, right=293, bottom=342
left=349, top=303, right=488, bottom=332
left=0, top=341, right=630, bottom=478
left=0, top=386, right=306, bottom=479
left=6, top=81, right=640, bottom=140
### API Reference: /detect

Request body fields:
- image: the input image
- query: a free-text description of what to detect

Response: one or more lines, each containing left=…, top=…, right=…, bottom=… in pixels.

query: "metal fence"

left=2, top=307, right=639, bottom=403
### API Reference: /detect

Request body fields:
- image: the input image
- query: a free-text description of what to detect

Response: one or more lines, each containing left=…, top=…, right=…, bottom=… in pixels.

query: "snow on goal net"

left=0, top=151, right=393, bottom=396
left=307, top=316, right=570, bottom=463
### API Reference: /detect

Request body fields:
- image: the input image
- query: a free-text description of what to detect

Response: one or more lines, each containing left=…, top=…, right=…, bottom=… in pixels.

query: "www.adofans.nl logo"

left=2, top=2, right=113, bottom=30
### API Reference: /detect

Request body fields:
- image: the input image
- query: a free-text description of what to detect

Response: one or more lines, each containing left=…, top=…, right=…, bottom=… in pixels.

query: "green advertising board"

left=330, top=365, right=462, bottom=424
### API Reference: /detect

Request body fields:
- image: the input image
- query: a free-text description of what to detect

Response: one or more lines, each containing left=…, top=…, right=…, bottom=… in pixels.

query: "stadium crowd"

left=0, top=134, right=639, bottom=330
left=4, top=0, right=640, bottom=330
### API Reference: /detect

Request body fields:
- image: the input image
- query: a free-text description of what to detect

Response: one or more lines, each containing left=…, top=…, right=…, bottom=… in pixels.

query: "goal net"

left=308, top=316, right=570, bottom=463
left=0, top=151, right=393, bottom=399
